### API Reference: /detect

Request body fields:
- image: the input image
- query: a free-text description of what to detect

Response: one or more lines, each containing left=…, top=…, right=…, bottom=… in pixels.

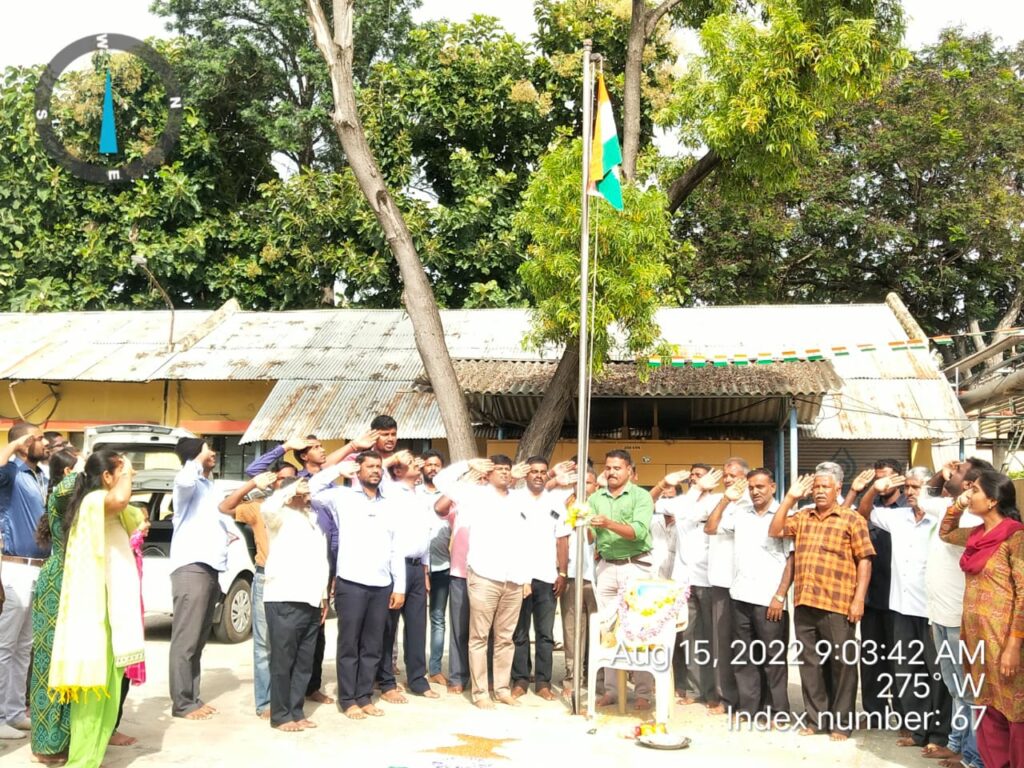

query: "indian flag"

left=588, top=73, right=624, bottom=211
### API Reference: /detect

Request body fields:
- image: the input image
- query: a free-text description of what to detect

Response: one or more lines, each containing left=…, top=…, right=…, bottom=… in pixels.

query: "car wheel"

left=214, top=576, right=252, bottom=643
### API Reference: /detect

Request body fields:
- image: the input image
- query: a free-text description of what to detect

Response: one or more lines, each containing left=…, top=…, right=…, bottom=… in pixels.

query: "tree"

left=675, top=30, right=1024, bottom=341
left=305, top=0, right=476, bottom=460
left=514, top=141, right=678, bottom=458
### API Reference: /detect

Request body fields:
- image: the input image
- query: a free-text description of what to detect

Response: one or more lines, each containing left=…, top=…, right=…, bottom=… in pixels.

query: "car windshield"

left=94, top=443, right=181, bottom=470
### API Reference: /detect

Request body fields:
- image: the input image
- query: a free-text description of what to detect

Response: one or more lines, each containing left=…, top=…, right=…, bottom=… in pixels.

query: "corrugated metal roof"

left=450, top=359, right=841, bottom=397
left=803, top=380, right=976, bottom=440
left=240, top=380, right=442, bottom=442
left=0, top=311, right=214, bottom=381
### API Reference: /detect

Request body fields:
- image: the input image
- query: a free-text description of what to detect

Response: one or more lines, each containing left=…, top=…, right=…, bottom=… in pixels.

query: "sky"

left=1, top=0, right=1023, bottom=70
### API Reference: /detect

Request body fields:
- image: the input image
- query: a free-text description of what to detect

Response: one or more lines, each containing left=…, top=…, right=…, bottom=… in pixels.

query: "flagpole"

left=572, top=39, right=594, bottom=719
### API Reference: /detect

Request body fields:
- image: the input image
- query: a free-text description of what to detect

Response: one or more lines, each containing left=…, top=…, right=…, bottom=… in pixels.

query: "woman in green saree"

left=49, top=449, right=144, bottom=768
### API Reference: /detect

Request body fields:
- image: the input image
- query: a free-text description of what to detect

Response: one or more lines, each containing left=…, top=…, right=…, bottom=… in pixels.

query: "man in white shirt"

left=651, top=485, right=679, bottom=580
left=433, top=455, right=531, bottom=709
left=659, top=465, right=719, bottom=707
left=260, top=478, right=330, bottom=731
left=375, top=457, right=440, bottom=702
left=921, top=459, right=992, bottom=768
left=510, top=456, right=566, bottom=702
left=169, top=437, right=228, bottom=720
left=705, top=468, right=792, bottom=716
left=310, top=451, right=405, bottom=720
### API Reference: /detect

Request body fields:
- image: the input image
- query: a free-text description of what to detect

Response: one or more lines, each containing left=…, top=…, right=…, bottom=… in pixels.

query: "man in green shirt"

left=589, top=449, right=654, bottom=710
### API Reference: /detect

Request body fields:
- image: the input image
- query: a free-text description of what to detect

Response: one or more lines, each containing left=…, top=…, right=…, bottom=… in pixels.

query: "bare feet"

left=830, top=733, right=850, bottom=742
left=495, top=695, right=521, bottom=707
left=511, top=686, right=528, bottom=699
left=380, top=689, right=407, bottom=704
left=595, top=693, right=616, bottom=707
left=297, top=719, right=317, bottom=729
left=361, top=704, right=384, bottom=717
left=258, top=710, right=271, bottom=720
left=474, top=699, right=495, bottom=710
left=343, top=705, right=366, bottom=720
left=182, top=708, right=211, bottom=721
left=896, top=737, right=916, bottom=747
left=306, top=690, right=334, bottom=705
left=676, top=695, right=697, bottom=705
left=108, top=731, right=137, bottom=747
left=706, top=703, right=726, bottom=715
left=798, top=727, right=818, bottom=736
left=447, top=684, right=464, bottom=694
left=428, top=673, right=447, bottom=686
left=537, top=688, right=558, bottom=701
left=30, top=754, right=66, bottom=765
left=634, top=698, right=651, bottom=712
left=922, top=746, right=958, bottom=759
left=561, top=685, right=573, bottom=699
left=273, top=721, right=304, bottom=732
left=419, top=690, right=441, bottom=699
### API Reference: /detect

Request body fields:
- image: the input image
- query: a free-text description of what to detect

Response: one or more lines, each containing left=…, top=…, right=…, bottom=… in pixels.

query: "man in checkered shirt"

left=769, top=464, right=874, bottom=742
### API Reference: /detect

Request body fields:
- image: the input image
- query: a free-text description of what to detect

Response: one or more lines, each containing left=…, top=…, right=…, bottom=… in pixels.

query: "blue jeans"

left=252, top=570, right=270, bottom=715
left=932, top=623, right=982, bottom=768
left=428, top=569, right=450, bottom=677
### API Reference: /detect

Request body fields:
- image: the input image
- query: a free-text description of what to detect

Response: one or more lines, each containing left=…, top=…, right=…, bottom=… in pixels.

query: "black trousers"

left=892, top=612, right=952, bottom=747
left=114, top=674, right=130, bottom=729
left=377, top=563, right=429, bottom=694
left=266, top=601, right=320, bottom=726
left=676, top=585, right=715, bottom=701
left=168, top=563, right=219, bottom=717
left=448, top=576, right=470, bottom=687
left=304, top=624, right=327, bottom=696
left=860, top=605, right=898, bottom=716
left=710, top=585, right=739, bottom=707
left=511, top=579, right=556, bottom=691
left=793, top=605, right=859, bottom=735
left=732, top=599, right=790, bottom=715
left=335, top=577, right=391, bottom=709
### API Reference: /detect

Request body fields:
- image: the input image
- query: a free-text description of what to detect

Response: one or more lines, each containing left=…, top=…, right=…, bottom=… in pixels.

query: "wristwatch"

left=558, top=571, right=568, bottom=578
left=772, top=594, right=785, bottom=603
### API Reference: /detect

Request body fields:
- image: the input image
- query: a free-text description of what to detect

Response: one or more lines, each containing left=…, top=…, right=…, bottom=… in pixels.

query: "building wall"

left=0, top=379, right=274, bottom=441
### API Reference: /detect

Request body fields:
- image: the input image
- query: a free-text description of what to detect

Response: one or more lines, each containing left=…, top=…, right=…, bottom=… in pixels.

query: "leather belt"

left=598, top=552, right=652, bottom=567
left=2, top=554, right=45, bottom=567
left=405, top=557, right=423, bottom=566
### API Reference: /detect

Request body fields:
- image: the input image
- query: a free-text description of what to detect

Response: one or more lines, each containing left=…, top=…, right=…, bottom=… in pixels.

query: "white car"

left=86, top=425, right=255, bottom=643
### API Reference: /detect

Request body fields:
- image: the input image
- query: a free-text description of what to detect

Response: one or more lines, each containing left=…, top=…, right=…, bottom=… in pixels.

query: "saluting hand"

left=850, top=469, right=875, bottom=493
left=724, top=478, right=748, bottom=502
left=336, top=460, right=360, bottom=479
left=253, top=471, right=278, bottom=491
left=787, top=474, right=814, bottom=500
left=874, top=475, right=905, bottom=494
left=351, top=429, right=380, bottom=451
left=696, top=468, right=724, bottom=491
left=468, top=458, right=494, bottom=475
left=662, top=470, right=688, bottom=487
left=510, top=461, right=530, bottom=480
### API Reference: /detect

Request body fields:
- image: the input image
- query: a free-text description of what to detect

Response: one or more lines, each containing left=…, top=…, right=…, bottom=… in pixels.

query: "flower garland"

left=615, top=582, right=688, bottom=645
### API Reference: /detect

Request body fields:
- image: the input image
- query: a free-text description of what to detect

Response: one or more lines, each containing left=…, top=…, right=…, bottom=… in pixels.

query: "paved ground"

left=1, top=617, right=932, bottom=767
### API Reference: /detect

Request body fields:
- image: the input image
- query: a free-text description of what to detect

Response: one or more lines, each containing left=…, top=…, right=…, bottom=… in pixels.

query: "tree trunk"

left=667, top=148, right=722, bottom=212
left=620, top=0, right=647, bottom=181
left=515, top=340, right=580, bottom=461
left=306, top=0, right=477, bottom=460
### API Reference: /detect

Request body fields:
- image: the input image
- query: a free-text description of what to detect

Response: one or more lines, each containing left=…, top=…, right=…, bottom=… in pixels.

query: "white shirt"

left=262, top=502, right=329, bottom=608
left=665, top=488, right=716, bottom=588
left=514, top=487, right=562, bottom=583
left=420, top=485, right=451, bottom=572
left=434, top=460, right=531, bottom=584
left=550, top=488, right=591, bottom=582
left=650, top=505, right=678, bottom=580
left=920, top=493, right=982, bottom=626
left=310, top=465, right=405, bottom=593
left=388, top=482, right=432, bottom=562
left=719, top=500, right=792, bottom=607
left=869, top=505, right=937, bottom=618
left=707, top=493, right=741, bottom=589
left=170, top=460, right=230, bottom=572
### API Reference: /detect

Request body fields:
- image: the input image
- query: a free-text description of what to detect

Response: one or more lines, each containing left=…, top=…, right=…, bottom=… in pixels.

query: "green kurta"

left=30, top=473, right=76, bottom=755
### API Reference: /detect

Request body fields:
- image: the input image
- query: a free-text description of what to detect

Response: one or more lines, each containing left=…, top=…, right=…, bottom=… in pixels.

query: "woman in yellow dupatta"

left=49, top=450, right=144, bottom=768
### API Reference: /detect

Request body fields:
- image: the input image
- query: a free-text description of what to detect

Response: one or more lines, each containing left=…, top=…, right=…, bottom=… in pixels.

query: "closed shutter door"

left=797, top=439, right=910, bottom=487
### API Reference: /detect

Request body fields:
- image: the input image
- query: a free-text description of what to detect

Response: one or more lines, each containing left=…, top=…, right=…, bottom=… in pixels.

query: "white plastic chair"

left=586, top=580, right=688, bottom=722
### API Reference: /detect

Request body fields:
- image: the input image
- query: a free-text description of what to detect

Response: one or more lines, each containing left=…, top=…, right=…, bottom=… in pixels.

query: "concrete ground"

left=2, top=617, right=933, bottom=768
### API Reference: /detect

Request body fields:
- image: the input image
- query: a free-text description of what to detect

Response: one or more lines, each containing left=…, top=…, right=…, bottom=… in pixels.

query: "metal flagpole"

left=572, top=39, right=594, bottom=718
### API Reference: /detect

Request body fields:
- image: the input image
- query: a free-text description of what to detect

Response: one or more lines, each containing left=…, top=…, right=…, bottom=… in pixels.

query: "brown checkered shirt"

left=783, top=504, right=875, bottom=614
